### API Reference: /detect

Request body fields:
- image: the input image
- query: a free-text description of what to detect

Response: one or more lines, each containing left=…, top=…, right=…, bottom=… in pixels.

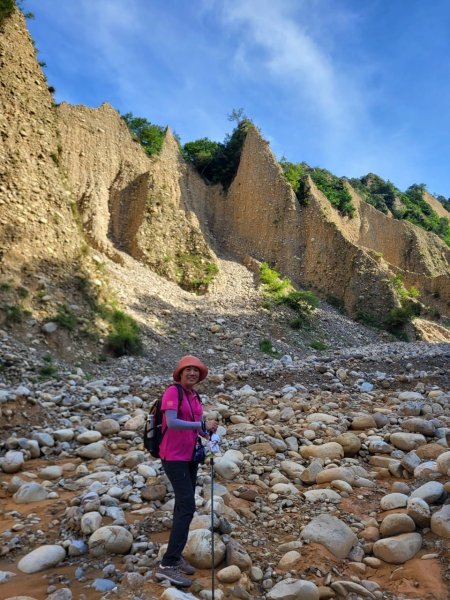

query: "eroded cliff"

left=0, top=10, right=82, bottom=274
left=57, top=104, right=216, bottom=292
left=206, top=126, right=449, bottom=319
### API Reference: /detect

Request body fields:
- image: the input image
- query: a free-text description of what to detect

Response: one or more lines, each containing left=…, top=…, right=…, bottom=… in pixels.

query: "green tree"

left=182, top=118, right=253, bottom=190
left=121, top=112, right=166, bottom=157
left=0, top=0, right=15, bottom=24
left=182, top=138, right=222, bottom=179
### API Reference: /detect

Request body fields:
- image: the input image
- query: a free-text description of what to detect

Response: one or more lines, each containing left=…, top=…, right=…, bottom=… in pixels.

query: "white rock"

left=222, top=449, right=244, bottom=465
left=95, top=419, right=120, bottom=435
left=1, top=451, right=24, bottom=474
left=18, top=545, right=66, bottom=573
left=280, top=460, right=306, bottom=479
left=267, top=578, right=320, bottom=600
left=88, top=526, right=133, bottom=556
left=161, top=589, right=198, bottom=600
left=76, top=431, right=102, bottom=444
left=306, top=413, right=338, bottom=424
left=53, top=429, right=75, bottom=442
left=316, top=467, right=355, bottom=485
left=38, top=466, right=63, bottom=480
left=183, top=529, right=225, bottom=568
left=407, top=497, right=431, bottom=528
left=124, top=413, right=146, bottom=431
left=13, top=482, right=49, bottom=503
left=272, top=483, right=300, bottom=496
left=303, top=489, right=341, bottom=503
left=214, top=457, right=240, bottom=480
left=411, top=481, right=445, bottom=504
left=76, top=441, right=107, bottom=459
left=81, top=511, right=102, bottom=534
left=380, top=493, right=408, bottom=510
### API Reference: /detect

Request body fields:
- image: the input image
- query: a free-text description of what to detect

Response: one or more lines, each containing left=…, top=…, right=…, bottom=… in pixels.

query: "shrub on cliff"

left=259, top=262, right=318, bottom=326
left=280, top=160, right=355, bottom=218
left=350, top=176, right=450, bottom=247
left=183, top=119, right=252, bottom=190
left=121, top=112, right=166, bottom=157
left=0, top=0, right=15, bottom=25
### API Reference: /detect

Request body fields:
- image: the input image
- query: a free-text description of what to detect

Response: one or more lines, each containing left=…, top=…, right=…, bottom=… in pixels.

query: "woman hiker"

left=155, top=355, right=218, bottom=587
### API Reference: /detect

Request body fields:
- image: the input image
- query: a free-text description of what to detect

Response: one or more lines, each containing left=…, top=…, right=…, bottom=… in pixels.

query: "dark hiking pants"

left=161, top=460, right=198, bottom=566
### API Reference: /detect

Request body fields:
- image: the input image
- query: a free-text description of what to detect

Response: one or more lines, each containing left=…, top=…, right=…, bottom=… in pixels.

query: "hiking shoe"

left=176, top=556, right=196, bottom=575
left=155, top=564, right=192, bottom=587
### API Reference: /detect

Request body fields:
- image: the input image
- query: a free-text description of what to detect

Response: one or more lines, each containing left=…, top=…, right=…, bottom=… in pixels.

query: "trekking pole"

left=210, top=454, right=215, bottom=600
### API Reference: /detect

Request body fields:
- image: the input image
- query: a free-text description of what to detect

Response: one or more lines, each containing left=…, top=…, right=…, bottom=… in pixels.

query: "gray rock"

left=184, top=528, right=225, bottom=568
left=76, top=441, right=107, bottom=459
left=400, top=451, right=421, bottom=474
left=411, top=481, right=445, bottom=504
left=390, top=432, right=426, bottom=452
left=1, top=451, right=24, bottom=474
left=226, top=539, right=252, bottom=570
left=300, top=514, right=357, bottom=559
left=380, top=493, right=408, bottom=510
left=407, top=497, right=431, bottom=528
left=42, top=322, right=58, bottom=333
left=267, top=578, right=320, bottom=600
left=88, top=526, right=133, bottom=556
left=430, top=505, right=450, bottom=538
left=13, top=482, right=49, bottom=504
left=373, top=532, right=422, bottom=564
left=401, top=418, right=435, bottom=436
left=17, top=545, right=66, bottom=573
left=380, top=514, right=416, bottom=537
left=95, top=419, right=120, bottom=435
left=436, top=451, right=450, bottom=475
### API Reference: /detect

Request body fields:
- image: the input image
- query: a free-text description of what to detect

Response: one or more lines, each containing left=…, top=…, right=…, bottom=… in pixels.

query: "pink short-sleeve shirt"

left=159, top=385, right=203, bottom=461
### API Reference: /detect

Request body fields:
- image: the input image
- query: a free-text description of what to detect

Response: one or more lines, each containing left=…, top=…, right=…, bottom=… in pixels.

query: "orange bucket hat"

left=173, top=355, right=208, bottom=382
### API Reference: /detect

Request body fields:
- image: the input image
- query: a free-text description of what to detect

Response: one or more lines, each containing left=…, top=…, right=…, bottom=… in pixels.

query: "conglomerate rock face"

left=57, top=104, right=217, bottom=291
left=0, top=10, right=83, bottom=273
left=205, top=126, right=450, bottom=319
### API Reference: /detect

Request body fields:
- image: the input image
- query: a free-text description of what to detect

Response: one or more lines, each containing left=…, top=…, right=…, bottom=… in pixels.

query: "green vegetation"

left=102, top=308, right=142, bottom=357
left=183, top=118, right=253, bottom=190
left=0, top=0, right=15, bottom=25
left=121, top=112, right=166, bottom=157
left=4, top=304, right=26, bottom=323
left=349, top=175, right=450, bottom=247
left=39, top=353, right=58, bottom=379
left=259, top=262, right=319, bottom=327
left=436, top=195, right=450, bottom=213
left=75, top=266, right=143, bottom=357
left=385, top=274, right=421, bottom=336
left=310, top=340, right=327, bottom=351
left=356, top=274, right=422, bottom=337
left=259, top=338, right=282, bottom=358
left=280, top=160, right=355, bottom=218
left=175, top=253, right=218, bottom=294
left=53, top=303, right=78, bottom=330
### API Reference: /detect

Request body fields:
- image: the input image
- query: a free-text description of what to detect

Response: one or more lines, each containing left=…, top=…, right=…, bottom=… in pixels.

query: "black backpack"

left=143, top=383, right=184, bottom=458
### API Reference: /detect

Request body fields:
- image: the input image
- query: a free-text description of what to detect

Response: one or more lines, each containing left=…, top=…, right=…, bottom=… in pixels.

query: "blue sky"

left=26, top=0, right=450, bottom=198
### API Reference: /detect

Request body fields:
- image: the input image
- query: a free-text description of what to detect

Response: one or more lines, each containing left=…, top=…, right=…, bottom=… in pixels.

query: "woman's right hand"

left=205, top=419, right=219, bottom=433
